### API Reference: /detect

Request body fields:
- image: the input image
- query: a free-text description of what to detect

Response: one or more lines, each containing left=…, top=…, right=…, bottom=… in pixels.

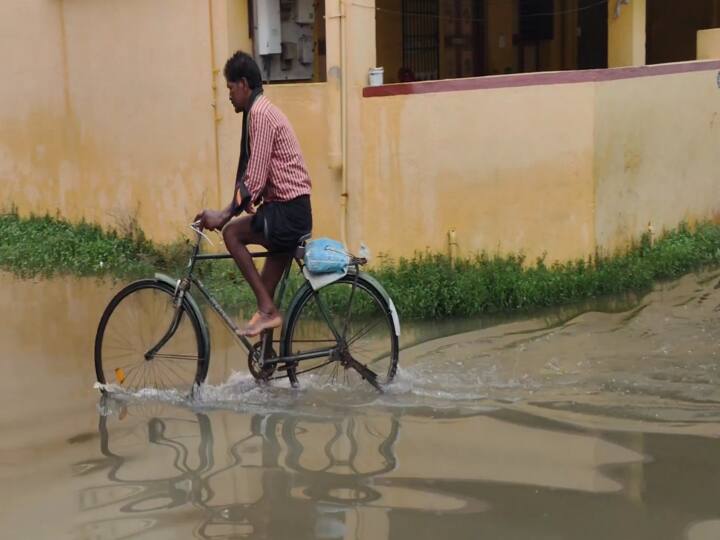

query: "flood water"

left=2, top=269, right=720, bottom=539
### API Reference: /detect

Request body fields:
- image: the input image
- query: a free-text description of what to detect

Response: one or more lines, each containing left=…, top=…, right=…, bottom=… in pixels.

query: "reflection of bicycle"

left=76, top=399, right=402, bottom=539
left=265, top=413, right=400, bottom=505
left=94, top=223, right=400, bottom=393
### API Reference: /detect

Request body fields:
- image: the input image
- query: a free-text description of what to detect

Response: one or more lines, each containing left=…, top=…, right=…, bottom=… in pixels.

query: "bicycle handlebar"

left=189, top=221, right=215, bottom=246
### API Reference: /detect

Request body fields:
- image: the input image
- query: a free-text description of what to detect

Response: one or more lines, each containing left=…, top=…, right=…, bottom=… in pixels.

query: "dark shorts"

left=251, top=195, right=312, bottom=252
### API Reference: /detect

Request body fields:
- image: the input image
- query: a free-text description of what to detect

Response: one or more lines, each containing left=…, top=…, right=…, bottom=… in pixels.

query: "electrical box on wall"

left=296, top=0, right=315, bottom=24
left=254, top=0, right=281, bottom=55
left=253, top=0, right=315, bottom=81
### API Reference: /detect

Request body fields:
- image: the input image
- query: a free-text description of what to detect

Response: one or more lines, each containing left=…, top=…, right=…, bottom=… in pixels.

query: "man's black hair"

left=224, top=51, right=263, bottom=89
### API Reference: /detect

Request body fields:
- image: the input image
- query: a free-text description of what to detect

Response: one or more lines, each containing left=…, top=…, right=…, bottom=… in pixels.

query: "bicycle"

left=94, top=223, right=401, bottom=394
left=75, top=397, right=403, bottom=538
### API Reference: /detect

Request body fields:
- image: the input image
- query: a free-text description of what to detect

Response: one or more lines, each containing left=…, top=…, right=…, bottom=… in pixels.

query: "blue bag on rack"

left=304, top=237, right=350, bottom=274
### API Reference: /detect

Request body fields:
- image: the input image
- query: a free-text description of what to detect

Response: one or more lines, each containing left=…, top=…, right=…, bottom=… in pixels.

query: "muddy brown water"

left=1, top=270, right=720, bottom=539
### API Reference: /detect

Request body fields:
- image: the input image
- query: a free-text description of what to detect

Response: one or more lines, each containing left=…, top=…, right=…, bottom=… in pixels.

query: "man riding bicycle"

left=195, top=51, right=312, bottom=338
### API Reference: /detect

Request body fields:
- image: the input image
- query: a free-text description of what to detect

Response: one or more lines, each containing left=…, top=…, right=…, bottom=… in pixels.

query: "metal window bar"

left=402, top=0, right=439, bottom=81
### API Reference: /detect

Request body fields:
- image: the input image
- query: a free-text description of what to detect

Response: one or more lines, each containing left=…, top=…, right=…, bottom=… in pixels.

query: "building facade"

left=1, top=0, right=719, bottom=261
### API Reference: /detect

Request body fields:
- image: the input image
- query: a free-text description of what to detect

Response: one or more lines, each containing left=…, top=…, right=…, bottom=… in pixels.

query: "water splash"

left=95, top=270, right=720, bottom=426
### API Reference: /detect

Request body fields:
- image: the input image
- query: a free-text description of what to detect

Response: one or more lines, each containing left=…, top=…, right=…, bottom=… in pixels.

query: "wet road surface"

left=1, top=270, right=720, bottom=539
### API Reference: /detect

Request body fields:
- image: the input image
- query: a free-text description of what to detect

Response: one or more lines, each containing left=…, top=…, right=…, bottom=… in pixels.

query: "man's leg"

left=260, top=252, right=293, bottom=301
left=222, top=216, right=278, bottom=318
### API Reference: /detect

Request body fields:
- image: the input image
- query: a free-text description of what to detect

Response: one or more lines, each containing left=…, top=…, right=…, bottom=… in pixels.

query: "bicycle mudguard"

left=291, top=271, right=401, bottom=338
left=356, top=272, right=401, bottom=337
left=153, top=273, right=211, bottom=350
left=302, top=266, right=348, bottom=291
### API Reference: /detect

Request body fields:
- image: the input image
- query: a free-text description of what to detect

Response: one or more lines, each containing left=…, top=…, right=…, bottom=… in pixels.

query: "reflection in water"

left=4, top=271, right=720, bottom=539
left=74, top=398, right=481, bottom=539
left=67, top=395, right=720, bottom=540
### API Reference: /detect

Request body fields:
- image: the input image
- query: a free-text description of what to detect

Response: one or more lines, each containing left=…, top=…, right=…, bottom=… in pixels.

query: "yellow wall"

left=360, top=83, right=597, bottom=261
left=0, top=0, right=219, bottom=243
left=0, top=0, right=339, bottom=244
left=226, top=0, right=253, bottom=55
left=593, top=69, right=720, bottom=251
left=0, top=0, right=72, bottom=216
left=358, top=64, right=720, bottom=261
left=698, top=28, right=720, bottom=59
left=608, top=0, right=646, bottom=67
left=1, top=0, right=719, bottom=264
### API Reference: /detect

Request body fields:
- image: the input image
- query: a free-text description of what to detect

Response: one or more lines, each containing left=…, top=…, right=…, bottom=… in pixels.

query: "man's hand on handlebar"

left=194, top=208, right=231, bottom=231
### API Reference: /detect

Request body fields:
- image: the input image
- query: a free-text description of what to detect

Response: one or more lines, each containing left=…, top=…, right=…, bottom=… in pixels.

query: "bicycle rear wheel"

left=94, top=279, right=209, bottom=394
left=282, top=274, right=399, bottom=389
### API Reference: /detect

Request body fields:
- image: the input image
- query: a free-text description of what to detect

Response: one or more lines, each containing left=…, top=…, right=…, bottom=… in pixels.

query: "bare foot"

left=238, top=311, right=283, bottom=337
left=236, top=311, right=263, bottom=335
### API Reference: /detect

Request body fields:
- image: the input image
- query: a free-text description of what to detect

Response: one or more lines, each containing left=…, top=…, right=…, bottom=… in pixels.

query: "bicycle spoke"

left=152, top=353, right=201, bottom=361
left=287, top=339, right=337, bottom=344
left=153, top=361, right=167, bottom=391
left=119, top=361, right=144, bottom=381
left=340, top=277, right=359, bottom=339
left=295, top=360, right=334, bottom=375
left=106, top=328, right=137, bottom=350
left=133, top=293, right=151, bottom=348
left=159, top=357, right=196, bottom=385
left=104, top=351, right=141, bottom=361
left=162, top=357, right=197, bottom=374
left=346, top=319, right=383, bottom=347
left=148, top=364, right=158, bottom=390
left=346, top=343, right=375, bottom=360
left=144, top=363, right=155, bottom=390
left=143, top=362, right=153, bottom=391
left=160, top=364, right=174, bottom=390
left=157, top=358, right=190, bottom=388
left=149, top=362, right=161, bottom=391
left=103, top=343, right=139, bottom=354
left=125, top=362, right=143, bottom=390
left=111, top=359, right=147, bottom=372
left=149, top=294, right=167, bottom=349
left=157, top=357, right=191, bottom=391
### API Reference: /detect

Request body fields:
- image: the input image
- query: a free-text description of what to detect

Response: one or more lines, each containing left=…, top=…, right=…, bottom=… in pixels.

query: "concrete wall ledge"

left=363, top=60, right=720, bottom=98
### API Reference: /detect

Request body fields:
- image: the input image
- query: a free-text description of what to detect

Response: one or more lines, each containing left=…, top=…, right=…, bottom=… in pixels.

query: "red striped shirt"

left=243, top=95, right=312, bottom=203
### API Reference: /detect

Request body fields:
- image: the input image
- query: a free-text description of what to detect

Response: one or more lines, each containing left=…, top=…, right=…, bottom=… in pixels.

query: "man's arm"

left=194, top=202, right=234, bottom=231
left=195, top=108, right=272, bottom=231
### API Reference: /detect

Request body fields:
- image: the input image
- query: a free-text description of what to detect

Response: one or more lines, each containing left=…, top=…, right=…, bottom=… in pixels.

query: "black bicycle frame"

left=145, top=242, right=353, bottom=370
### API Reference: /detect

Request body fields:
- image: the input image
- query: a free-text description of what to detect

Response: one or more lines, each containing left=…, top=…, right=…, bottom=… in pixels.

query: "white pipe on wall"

left=325, top=0, right=349, bottom=246
left=208, top=0, right=223, bottom=209
left=339, top=0, right=349, bottom=247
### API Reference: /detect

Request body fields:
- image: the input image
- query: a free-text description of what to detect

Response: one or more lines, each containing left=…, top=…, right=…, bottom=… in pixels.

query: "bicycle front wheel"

left=94, top=279, right=209, bottom=394
left=282, top=274, right=399, bottom=389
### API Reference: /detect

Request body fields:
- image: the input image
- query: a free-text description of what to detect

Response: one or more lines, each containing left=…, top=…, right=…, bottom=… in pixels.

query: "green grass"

left=373, top=222, right=720, bottom=318
left=0, top=212, right=164, bottom=278
left=2, top=210, right=719, bottom=319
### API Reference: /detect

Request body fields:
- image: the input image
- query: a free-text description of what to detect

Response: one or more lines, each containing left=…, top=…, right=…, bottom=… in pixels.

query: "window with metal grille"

left=402, top=0, right=439, bottom=81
